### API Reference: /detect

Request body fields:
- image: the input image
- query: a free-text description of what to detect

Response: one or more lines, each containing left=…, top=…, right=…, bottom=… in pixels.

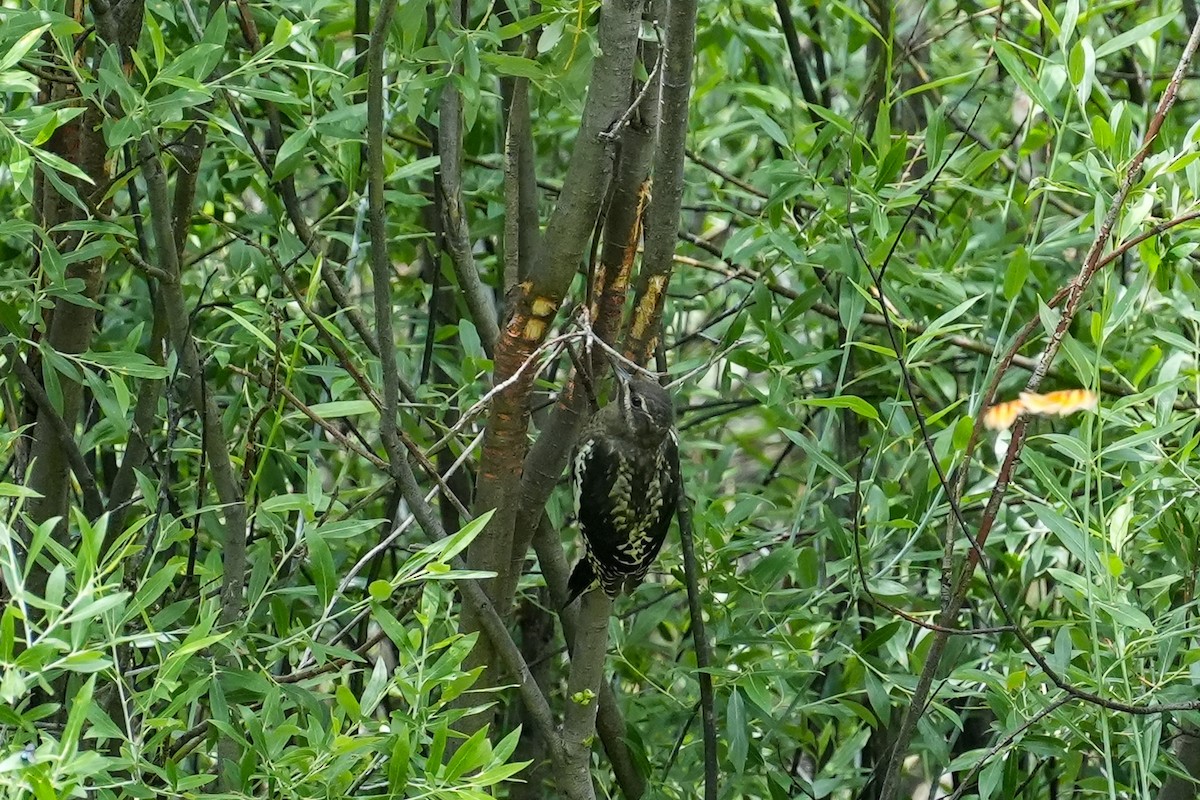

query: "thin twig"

left=677, top=481, right=718, bottom=800
left=945, top=695, right=1073, bottom=800
left=561, top=589, right=612, bottom=800
left=600, top=21, right=665, bottom=142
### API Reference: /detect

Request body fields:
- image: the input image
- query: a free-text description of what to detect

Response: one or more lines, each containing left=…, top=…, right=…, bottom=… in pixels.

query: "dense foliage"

left=4, top=0, right=1200, bottom=798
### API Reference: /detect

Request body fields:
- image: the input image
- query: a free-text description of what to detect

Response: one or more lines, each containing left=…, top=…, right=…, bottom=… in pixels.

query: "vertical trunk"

left=1158, top=722, right=1200, bottom=800
left=25, top=0, right=133, bottom=581
left=457, top=0, right=646, bottom=738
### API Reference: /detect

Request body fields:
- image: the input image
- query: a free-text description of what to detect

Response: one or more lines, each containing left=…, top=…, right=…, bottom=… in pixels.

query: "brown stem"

left=625, top=0, right=699, bottom=366
left=4, top=343, right=103, bottom=519
left=462, top=0, right=646, bottom=739
left=677, top=482, right=717, bottom=800
left=366, top=0, right=405, bottom=472
left=438, top=1, right=500, bottom=354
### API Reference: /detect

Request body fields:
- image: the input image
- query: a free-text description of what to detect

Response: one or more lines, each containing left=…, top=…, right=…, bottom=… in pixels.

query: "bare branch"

left=530, top=516, right=646, bottom=798
left=439, top=0, right=500, bottom=355
left=561, top=590, right=613, bottom=800
left=2, top=343, right=103, bottom=520
left=676, top=483, right=717, bottom=800
left=138, top=136, right=248, bottom=630
left=367, top=0, right=406, bottom=471
left=626, top=0, right=699, bottom=365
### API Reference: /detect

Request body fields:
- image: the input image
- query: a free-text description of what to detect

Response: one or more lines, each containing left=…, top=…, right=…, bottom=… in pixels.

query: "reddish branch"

left=462, top=2, right=647, bottom=738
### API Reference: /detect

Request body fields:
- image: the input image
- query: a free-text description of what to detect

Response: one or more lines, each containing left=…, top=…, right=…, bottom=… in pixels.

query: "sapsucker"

left=566, top=370, right=680, bottom=604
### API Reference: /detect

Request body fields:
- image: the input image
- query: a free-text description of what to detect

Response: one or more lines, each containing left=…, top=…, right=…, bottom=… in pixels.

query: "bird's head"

left=614, top=367, right=675, bottom=442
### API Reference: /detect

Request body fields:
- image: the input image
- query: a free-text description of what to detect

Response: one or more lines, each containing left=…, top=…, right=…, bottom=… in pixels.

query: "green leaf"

left=1030, top=503, right=1095, bottom=570
left=336, top=683, right=361, bottom=719
left=360, top=655, right=391, bottom=716
left=907, top=294, right=984, bottom=360
left=45, top=564, right=66, bottom=610
left=1092, top=12, right=1175, bottom=59
left=779, top=429, right=854, bottom=485
left=497, top=11, right=555, bottom=40
left=273, top=127, right=314, bottom=181
left=391, top=154, right=441, bottom=181
left=726, top=689, right=747, bottom=773
left=0, top=25, right=50, bottom=72
left=305, top=526, right=336, bottom=608
left=444, top=725, right=490, bottom=781
left=59, top=675, right=95, bottom=757
left=410, top=510, right=495, bottom=572
left=994, top=40, right=1055, bottom=113
left=1057, top=0, right=1078, bottom=50
left=76, top=350, right=169, bottom=379
left=797, top=395, right=880, bottom=424
left=480, top=52, right=544, bottom=80
left=1004, top=247, right=1029, bottom=301
left=305, top=400, right=378, bottom=418
left=388, top=732, right=412, bottom=792
left=62, top=593, right=129, bottom=626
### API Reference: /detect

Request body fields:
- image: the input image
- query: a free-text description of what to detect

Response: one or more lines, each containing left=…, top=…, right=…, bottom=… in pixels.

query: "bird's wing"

left=644, top=431, right=681, bottom=566
left=574, top=432, right=631, bottom=591
left=565, top=558, right=596, bottom=606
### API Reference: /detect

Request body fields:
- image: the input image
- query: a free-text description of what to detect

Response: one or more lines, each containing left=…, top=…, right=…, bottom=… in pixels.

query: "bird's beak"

left=611, top=362, right=631, bottom=386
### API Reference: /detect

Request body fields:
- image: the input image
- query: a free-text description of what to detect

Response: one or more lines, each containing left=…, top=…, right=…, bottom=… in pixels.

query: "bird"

left=565, top=367, right=681, bottom=606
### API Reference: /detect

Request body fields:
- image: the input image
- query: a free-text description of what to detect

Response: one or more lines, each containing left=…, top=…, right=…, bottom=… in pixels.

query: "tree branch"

left=503, top=74, right=541, bottom=288
left=139, top=136, right=247, bottom=630
left=561, top=590, right=612, bottom=800
left=625, top=0, right=699, bottom=365
left=532, top=515, right=647, bottom=799
left=439, top=0, right=500, bottom=355
left=676, top=481, right=717, bottom=800
left=463, top=0, right=647, bottom=738
left=2, top=343, right=103, bottom=520
left=367, top=0, right=406, bottom=470
left=138, top=133, right=248, bottom=786
left=501, top=2, right=665, bottom=617
left=773, top=0, right=823, bottom=114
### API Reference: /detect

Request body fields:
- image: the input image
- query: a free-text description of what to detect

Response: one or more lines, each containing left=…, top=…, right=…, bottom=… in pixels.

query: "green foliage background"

left=3, top=0, right=1200, bottom=798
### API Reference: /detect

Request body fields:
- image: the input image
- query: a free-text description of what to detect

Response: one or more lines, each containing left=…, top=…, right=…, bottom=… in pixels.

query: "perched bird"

left=566, top=368, right=681, bottom=605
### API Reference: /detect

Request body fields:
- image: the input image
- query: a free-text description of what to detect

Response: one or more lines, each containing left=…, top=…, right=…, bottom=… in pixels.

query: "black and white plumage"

left=566, top=371, right=680, bottom=605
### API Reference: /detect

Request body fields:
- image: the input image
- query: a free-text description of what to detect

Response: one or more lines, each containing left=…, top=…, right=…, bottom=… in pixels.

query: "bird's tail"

left=564, top=559, right=595, bottom=608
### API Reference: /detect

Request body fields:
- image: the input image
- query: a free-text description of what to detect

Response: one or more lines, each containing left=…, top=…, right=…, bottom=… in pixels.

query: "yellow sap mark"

left=637, top=178, right=653, bottom=209
left=523, top=317, right=546, bottom=340
left=629, top=303, right=653, bottom=340
left=629, top=276, right=666, bottom=340
left=531, top=296, right=556, bottom=317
